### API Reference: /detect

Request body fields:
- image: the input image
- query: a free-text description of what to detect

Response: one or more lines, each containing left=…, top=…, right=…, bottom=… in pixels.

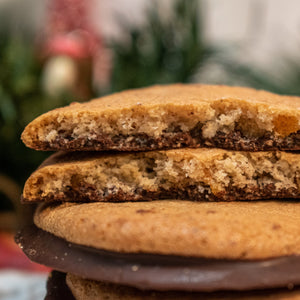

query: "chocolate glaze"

left=16, top=225, right=300, bottom=292
left=48, top=271, right=300, bottom=299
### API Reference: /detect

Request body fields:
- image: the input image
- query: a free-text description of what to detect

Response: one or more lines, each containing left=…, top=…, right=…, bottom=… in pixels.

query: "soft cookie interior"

left=23, top=149, right=300, bottom=202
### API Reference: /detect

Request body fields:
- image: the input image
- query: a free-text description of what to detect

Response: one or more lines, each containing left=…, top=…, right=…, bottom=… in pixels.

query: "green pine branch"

left=109, top=0, right=215, bottom=93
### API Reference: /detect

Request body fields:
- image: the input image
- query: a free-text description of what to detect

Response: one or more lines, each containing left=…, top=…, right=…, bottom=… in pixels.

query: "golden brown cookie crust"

left=21, top=84, right=300, bottom=152
left=66, top=273, right=300, bottom=300
left=34, top=200, right=300, bottom=260
left=23, top=149, right=300, bottom=203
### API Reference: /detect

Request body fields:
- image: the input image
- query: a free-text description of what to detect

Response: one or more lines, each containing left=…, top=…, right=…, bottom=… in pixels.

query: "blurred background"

left=1, top=0, right=300, bottom=297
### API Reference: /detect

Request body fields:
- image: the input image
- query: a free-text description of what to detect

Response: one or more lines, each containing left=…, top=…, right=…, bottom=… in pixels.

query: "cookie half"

left=21, top=84, right=300, bottom=152
left=33, top=200, right=300, bottom=260
left=66, top=273, right=300, bottom=300
left=23, top=149, right=300, bottom=203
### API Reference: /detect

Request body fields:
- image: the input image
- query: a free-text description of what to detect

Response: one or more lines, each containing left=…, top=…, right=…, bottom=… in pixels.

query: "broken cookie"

left=23, top=149, right=300, bottom=202
left=21, top=84, right=300, bottom=152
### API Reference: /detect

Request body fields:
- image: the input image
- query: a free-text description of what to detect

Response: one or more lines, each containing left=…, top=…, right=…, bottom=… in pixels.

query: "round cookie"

left=66, top=273, right=300, bottom=300
left=16, top=224, right=300, bottom=292
left=34, top=200, right=300, bottom=259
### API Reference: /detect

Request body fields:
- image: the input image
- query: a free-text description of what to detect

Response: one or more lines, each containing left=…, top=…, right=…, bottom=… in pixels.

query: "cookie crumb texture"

left=21, top=84, right=300, bottom=151
left=23, top=149, right=300, bottom=202
left=34, top=200, right=300, bottom=259
left=66, top=273, right=300, bottom=300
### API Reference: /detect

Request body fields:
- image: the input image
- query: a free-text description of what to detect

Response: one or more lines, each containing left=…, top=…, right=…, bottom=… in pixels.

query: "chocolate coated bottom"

left=48, top=271, right=300, bottom=300
left=16, top=225, right=300, bottom=292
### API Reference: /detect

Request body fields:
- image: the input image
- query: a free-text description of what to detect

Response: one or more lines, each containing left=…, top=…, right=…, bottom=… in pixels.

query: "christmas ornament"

left=41, top=0, right=103, bottom=100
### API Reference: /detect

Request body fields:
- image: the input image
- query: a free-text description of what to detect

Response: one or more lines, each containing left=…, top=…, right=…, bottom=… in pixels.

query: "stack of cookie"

left=16, top=84, right=300, bottom=299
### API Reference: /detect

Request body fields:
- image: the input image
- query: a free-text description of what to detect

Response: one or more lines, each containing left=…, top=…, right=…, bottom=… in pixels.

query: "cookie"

left=33, top=200, right=300, bottom=260
left=21, top=84, right=300, bottom=152
left=15, top=224, right=300, bottom=292
left=22, top=149, right=300, bottom=203
left=66, top=273, right=300, bottom=300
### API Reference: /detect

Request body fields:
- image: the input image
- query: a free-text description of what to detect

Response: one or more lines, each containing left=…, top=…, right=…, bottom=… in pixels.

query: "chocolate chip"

left=272, top=224, right=282, bottom=230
